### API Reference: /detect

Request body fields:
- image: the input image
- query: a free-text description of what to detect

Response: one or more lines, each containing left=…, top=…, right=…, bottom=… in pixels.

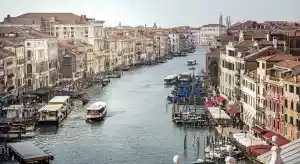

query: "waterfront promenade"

left=32, top=50, right=213, bottom=164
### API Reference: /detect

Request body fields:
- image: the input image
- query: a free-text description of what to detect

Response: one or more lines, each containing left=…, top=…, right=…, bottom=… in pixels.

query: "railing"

left=17, top=59, right=25, bottom=64
left=26, top=73, right=32, bottom=78
left=269, top=76, right=280, bottom=82
left=7, top=73, right=14, bottom=78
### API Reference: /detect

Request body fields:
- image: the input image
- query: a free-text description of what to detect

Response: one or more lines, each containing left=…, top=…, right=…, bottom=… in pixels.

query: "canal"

left=34, top=49, right=215, bottom=164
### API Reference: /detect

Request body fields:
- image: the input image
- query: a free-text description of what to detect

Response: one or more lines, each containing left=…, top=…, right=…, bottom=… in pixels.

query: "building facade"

left=168, top=33, right=179, bottom=54
left=200, top=24, right=226, bottom=46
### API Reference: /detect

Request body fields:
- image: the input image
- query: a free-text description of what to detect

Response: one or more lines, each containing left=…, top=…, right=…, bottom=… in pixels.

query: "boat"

left=187, top=60, right=197, bottom=66
left=193, top=159, right=214, bottom=164
left=122, top=66, right=130, bottom=71
left=86, top=101, right=107, bottom=121
left=164, top=74, right=178, bottom=85
left=178, top=72, right=192, bottom=83
left=102, top=78, right=110, bottom=87
left=104, top=73, right=121, bottom=78
left=158, top=58, right=167, bottom=63
left=38, top=96, right=72, bottom=125
left=80, top=93, right=90, bottom=105
left=6, top=142, right=54, bottom=164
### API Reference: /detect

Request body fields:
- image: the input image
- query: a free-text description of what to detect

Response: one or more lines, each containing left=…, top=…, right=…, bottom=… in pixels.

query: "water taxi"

left=164, top=74, right=178, bottom=85
left=178, top=72, right=192, bottom=83
left=38, top=96, right=72, bottom=125
left=6, top=142, right=54, bottom=164
left=86, top=101, right=107, bottom=121
left=187, top=60, right=197, bottom=66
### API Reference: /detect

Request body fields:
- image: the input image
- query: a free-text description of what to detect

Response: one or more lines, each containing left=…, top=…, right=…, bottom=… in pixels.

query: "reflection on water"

left=37, top=126, right=59, bottom=135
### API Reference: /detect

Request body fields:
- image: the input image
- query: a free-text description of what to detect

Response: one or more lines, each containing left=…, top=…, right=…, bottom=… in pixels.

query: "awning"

left=263, top=131, right=290, bottom=146
left=247, top=145, right=271, bottom=157
left=251, top=126, right=268, bottom=134
left=227, top=106, right=240, bottom=115
left=216, top=96, right=224, bottom=103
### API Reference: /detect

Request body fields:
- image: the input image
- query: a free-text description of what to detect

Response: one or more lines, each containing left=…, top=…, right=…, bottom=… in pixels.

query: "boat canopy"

left=48, top=96, right=70, bottom=104
left=164, top=74, right=177, bottom=80
left=187, top=60, right=196, bottom=62
left=179, top=72, right=192, bottom=77
left=7, top=142, right=53, bottom=163
left=87, top=101, right=107, bottom=110
left=38, top=104, right=64, bottom=112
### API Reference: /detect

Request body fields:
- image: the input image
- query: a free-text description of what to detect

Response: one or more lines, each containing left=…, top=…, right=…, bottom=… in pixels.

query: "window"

left=262, top=63, right=266, bottom=69
left=285, top=99, right=288, bottom=108
left=297, top=87, right=300, bottom=95
left=289, top=85, right=294, bottom=93
left=26, top=42, right=31, bottom=46
left=291, top=100, right=294, bottom=111
left=27, top=50, right=31, bottom=58
left=290, top=116, right=294, bottom=125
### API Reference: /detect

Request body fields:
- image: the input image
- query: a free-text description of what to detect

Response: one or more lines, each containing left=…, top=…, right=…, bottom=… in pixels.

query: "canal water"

left=34, top=49, right=216, bottom=164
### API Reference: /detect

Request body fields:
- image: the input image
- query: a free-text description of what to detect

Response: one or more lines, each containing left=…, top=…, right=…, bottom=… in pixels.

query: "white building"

left=168, top=33, right=179, bottom=54
left=199, top=24, right=226, bottom=46
left=241, top=70, right=257, bottom=127
left=189, top=28, right=201, bottom=47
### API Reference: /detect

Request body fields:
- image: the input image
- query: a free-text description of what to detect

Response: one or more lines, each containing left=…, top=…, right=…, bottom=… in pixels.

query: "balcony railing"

left=26, top=73, right=32, bottom=78
left=7, top=73, right=14, bottom=78
left=17, top=59, right=25, bottom=64
left=269, top=76, right=280, bottom=82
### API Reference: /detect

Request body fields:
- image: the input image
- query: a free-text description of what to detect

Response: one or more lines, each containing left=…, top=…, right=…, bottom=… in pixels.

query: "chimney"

left=268, top=136, right=283, bottom=164
left=266, top=34, right=270, bottom=41
left=273, top=37, right=278, bottom=49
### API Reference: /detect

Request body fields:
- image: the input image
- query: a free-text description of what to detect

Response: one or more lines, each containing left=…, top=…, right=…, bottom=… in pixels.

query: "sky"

left=1, top=0, right=300, bottom=27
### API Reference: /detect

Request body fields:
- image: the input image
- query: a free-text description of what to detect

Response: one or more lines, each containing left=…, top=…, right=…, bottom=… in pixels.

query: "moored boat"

left=187, top=60, right=197, bottom=66
left=38, top=96, right=72, bottom=125
left=164, top=74, right=178, bottom=85
left=102, top=78, right=110, bottom=87
left=122, top=66, right=130, bottom=71
left=86, top=101, right=107, bottom=121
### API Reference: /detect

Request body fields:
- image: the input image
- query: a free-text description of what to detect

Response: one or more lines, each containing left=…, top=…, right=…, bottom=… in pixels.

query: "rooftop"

left=258, top=138, right=300, bottom=164
left=274, top=60, right=300, bottom=69
left=257, top=53, right=298, bottom=62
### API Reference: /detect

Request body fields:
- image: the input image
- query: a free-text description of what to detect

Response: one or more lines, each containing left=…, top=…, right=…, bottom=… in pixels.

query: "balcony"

left=26, top=73, right=32, bottom=78
left=17, top=59, right=25, bottom=64
left=7, top=73, right=14, bottom=78
left=269, top=76, right=280, bottom=82
left=235, top=80, right=240, bottom=86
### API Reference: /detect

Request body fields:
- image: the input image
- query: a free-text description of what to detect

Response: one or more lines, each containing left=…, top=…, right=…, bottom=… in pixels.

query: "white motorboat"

left=187, top=60, right=197, bottom=66
left=164, top=74, right=178, bottom=85
left=86, top=101, right=107, bottom=121
left=193, top=158, right=214, bottom=164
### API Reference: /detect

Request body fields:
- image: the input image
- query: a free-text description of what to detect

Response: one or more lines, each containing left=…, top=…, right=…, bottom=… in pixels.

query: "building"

left=241, top=70, right=257, bottom=127
left=189, top=28, right=201, bottom=47
left=264, top=57, right=300, bottom=137
left=58, top=40, right=93, bottom=82
left=205, top=48, right=220, bottom=86
left=0, top=47, right=16, bottom=94
left=0, top=26, right=59, bottom=92
left=179, top=33, right=188, bottom=53
left=1, top=13, right=106, bottom=74
left=283, top=73, right=300, bottom=140
left=168, top=33, right=179, bottom=54
left=199, top=24, right=226, bottom=46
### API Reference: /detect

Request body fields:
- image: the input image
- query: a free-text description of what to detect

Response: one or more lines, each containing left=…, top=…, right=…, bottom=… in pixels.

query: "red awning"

left=251, top=126, right=268, bottom=134
left=263, top=131, right=290, bottom=146
left=247, top=145, right=271, bottom=156
left=216, top=96, right=224, bottom=103
left=227, top=106, right=240, bottom=115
